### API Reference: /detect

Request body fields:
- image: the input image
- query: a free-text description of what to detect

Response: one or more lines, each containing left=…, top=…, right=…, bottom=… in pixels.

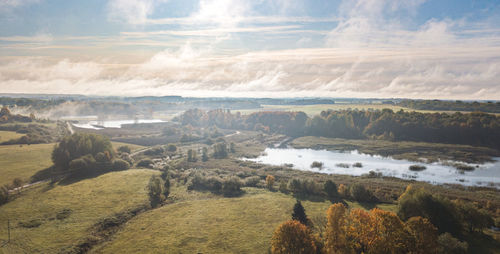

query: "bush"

left=409, top=165, right=426, bottom=171
left=222, top=176, right=243, bottom=197
left=56, top=209, right=72, bottom=220
left=266, top=175, right=275, bottom=190
left=187, top=149, right=197, bottom=162
left=213, top=142, right=228, bottom=158
left=136, top=159, right=154, bottom=168
left=437, top=233, right=468, bottom=254
left=202, top=147, right=209, bottom=162
left=279, top=181, right=288, bottom=193
left=148, top=175, right=166, bottom=207
left=244, top=176, right=261, bottom=187
left=117, top=145, right=131, bottom=154
left=288, top=178, right=322, bottom=196
left=0, top=186, right=9, bottom=205
left=352, top=162, right=363, bottom=168
left=324, top=180, right=338, bottom=199
left=112, top=159, right=130, bottom=171
left=311, top=161, right=323, bottom=169
left=398, top=185, right=462, bottom=236
left=166, top=144, right=177, bottom=152
left=143, top=146, right=164, bottom=156
left=18, top=219, right=42, bottom=228
left=350, top=184, right=377, bottom=202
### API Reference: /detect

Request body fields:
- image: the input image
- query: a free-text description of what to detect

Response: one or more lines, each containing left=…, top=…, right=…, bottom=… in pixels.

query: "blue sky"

left=1, top=0, right=500, bottom=99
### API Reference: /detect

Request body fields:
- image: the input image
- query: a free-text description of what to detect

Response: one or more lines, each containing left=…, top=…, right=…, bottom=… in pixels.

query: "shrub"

left=202, top=147, right=209, bottom=161
left=0, top=186, right=9, bottom=205
left=352, top=162, right=363, bottom=168
left=244, top=176, right=261, bottom=187
left=338, top=184, right=349, bottom=198
left=112, top=159, right=130, bottom=171
left=437, top=233, right=468, bottom=254
left=311, top=161, right=323, bottom=169
left=56, top=209, right=72, bottom=220
left=324, top=180, right=338, bottom=199
left=212, top=142, right=228, bottom=158
left=187, top=149, right=197, bottom=162
left=166, top=144, right=177, bottom=152
left=222, top=176, right=243, bottom=197
left=398, top=185, right=462, bottom=236
left=148, top=175, right=166, bottom=207
left=136, top=159, right=154, bottom=168
left=409, top=165, right=426, bottom=171
left=19, top=219, right=42, bottom=228
left=279, top=181, right=288, bottom=193
left=143, top=146, right=164, bottom=156
left=266, top=175, right=275, bottom=190
left=117, top=145, right=131, bottom=154
left=350, top=184, right=377, bottom=202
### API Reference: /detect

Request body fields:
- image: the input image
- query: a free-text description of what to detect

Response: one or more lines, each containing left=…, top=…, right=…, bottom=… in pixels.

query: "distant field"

left=0, top=130, right=25, bottom=142
left=111, top=141, right=146, bottom=152
left=235, top=104, right=500, bottom=116
left=0, top=143, right=54, bottom=187
left=93, top=187, right=396, bottom=253
left=0, top=169, right=157, bottom=253
left=236, top=104, right=406, bottom=116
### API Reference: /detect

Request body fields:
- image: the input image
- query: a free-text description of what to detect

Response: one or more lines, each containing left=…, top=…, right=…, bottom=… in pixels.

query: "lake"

left=244, top=148, right=500, bottom=188
left=72, top=119, right=166, bottom=129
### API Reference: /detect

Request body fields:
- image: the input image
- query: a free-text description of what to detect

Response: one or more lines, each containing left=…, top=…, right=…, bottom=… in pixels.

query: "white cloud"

left=107, top=0, right=168, bottom=24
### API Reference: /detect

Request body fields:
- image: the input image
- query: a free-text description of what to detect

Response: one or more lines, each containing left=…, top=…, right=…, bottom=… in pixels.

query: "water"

left=244, top=148, right=500, bottom=188
left=72, top=119, right=166, bottom=129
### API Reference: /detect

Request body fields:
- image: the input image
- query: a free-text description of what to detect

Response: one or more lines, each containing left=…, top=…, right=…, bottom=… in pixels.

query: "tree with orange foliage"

left=266, top=175, right=275, bottom=190
left=405, top=216, right=439, bottom=254
left=338, top=184, right=349, bottom=198
left=369, top=208, right=410, bottom=254
left=271, top=220, right=317, bottom=254
left=324, top=203, right=349, bottom=254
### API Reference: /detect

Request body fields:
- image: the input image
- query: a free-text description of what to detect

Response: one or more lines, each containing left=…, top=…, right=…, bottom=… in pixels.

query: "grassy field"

left=93, top=186, right=396, bottom=253
left=0, top=131, right=25, bottom=142
left=235, top=104, right=406, bottom=116
left=0, top=143, right=54, bottom=187
left=0, top=169, right=157, bottom=253
left=291, top=136, right=500, bottom=163
left=234, top=104, right=500, bottom=116
left=111, top=141, right=146, bottom=152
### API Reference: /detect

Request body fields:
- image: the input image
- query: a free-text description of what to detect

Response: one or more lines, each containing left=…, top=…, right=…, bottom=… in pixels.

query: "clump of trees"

left=187, top=174, right=242, bottom=197
left=176, top=108, right=500, bottom=149
left=398, top=185, right=493, bottom=236
left=51, top=133, right=129, bottom=177
left=147, top=175, right=170, bottom=207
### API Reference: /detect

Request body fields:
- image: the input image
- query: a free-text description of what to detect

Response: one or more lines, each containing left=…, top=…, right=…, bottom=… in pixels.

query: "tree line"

left=176, top=108, right=500, bottom=149
left=398, top=99, right=500, bottom=113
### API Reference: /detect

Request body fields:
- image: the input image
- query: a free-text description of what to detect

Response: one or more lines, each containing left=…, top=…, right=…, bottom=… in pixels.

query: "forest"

left=398, top=100, right=500, bottom=113
left=176, top=108, right=500, bottom=149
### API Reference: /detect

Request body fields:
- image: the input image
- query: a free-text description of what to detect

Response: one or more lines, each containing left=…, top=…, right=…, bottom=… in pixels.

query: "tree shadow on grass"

left=293, top=193, right=326, bottom=203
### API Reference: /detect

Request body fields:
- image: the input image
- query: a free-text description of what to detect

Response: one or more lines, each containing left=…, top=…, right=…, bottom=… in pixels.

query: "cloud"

left=107, top=0, right=168, bottom=24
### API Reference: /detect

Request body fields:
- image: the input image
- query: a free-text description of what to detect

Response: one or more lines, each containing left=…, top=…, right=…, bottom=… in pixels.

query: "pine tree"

left=292, top=200, right=308, bottom=226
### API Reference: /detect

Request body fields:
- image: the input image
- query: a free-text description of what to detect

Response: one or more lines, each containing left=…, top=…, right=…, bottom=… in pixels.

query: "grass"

left=235, top=104, right=500, bottom=116
left=0, top=143, right=54, bottom=187
left=111, top=141, right=146, bottom=152
left=291, top=136, right=500, bottom=163
left=92, top=186, right=396, bottom=253
left=0, top=130, right=25, bottom=142
left=0, top=169, right=157, bottom=253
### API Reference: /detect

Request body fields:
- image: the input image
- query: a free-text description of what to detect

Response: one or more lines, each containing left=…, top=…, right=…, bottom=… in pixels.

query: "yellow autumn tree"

left=324, top=203, right=350, bottom=254
left=405, top=216, right=439, bottom=254
left=271, top=220, right=317, bottom=254
left=345, top=208, right=377, bottom=253
left=338, top=184, right=349, bottom=198
left=266, top=175, right=275, bottom=190
left=369, top=208, right=410, bottom=254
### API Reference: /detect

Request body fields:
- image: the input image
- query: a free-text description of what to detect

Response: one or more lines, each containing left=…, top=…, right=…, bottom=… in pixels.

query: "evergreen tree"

left=292, top=200, right=309, bottom=226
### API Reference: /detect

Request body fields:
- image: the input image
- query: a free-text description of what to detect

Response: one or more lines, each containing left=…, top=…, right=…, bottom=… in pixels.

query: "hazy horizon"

left=1, top=0, right=500, bottom=100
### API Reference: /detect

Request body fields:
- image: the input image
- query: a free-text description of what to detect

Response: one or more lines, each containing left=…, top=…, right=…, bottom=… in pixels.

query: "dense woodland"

left=399, top=99, right=500, bottom=113
left=176, top=108, right=500, bottom=149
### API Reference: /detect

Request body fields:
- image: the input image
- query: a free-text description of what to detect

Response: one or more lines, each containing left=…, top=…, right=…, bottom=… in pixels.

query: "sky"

left=0, top=0, right=500, bottom=99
